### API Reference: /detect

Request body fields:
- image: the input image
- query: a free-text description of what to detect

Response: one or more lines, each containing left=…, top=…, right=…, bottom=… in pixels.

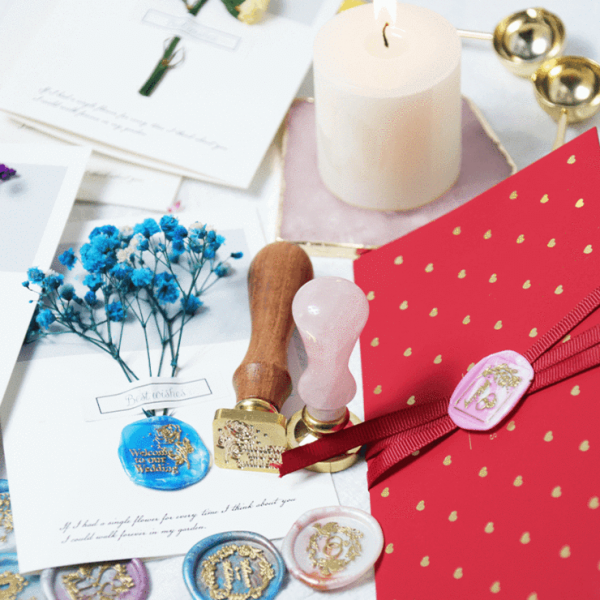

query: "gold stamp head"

left=213, top=409, right=287, bottom=473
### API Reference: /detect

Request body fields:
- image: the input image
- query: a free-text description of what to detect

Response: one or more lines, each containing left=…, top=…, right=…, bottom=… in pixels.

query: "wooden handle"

left=233, top=241, right=313, bottom=411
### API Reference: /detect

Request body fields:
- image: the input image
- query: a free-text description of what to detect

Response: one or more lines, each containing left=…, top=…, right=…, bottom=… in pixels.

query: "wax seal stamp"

left=286, top=277, right=369, bottom=472
left=448, top=350, right=534, bottom=431
left=118, top=415, right=210, bottom=490
left=41, top=558, right=149, bottom=600
left=282, top=506, right=383, bottom=590
left=183, top=531, right=285, bottom=600
left=213, top=241, right=313, bottom=473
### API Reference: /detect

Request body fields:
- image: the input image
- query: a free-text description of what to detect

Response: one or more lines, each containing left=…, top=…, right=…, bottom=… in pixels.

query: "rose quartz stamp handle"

left=292, top=277, right=369, bottom=424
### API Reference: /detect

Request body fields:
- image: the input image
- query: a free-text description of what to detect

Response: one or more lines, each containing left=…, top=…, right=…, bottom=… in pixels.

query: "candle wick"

left=383, top=22, right=389, bottom=48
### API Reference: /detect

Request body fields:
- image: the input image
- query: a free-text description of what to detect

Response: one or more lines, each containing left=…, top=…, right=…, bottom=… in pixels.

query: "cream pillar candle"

left=313, top=2, right=461, bottom=211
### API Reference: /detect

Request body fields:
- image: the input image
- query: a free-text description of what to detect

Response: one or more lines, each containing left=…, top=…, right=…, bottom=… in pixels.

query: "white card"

left=1, top=209, right=339, bottom=573
left=0, top=116, right=182, bottom=209
left=0, top=0, right=340, bottom=188
left=0, top=143, right=90, bottom=408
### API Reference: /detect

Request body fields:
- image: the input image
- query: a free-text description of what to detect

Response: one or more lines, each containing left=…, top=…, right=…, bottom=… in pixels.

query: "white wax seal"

left=282, top=506, right=383, bottom=590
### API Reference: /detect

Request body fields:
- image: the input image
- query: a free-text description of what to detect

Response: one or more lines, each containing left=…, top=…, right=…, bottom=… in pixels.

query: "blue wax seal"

left=0, top=553, right=43, bottom=599
left=118, top=415, right=210, bottom=490
left=183, top=531, right=286, bottom=600
left=0, top=481, right=16, bottom=553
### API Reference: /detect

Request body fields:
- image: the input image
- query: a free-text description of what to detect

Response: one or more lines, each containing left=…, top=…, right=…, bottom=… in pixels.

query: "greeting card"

left=1, top=207, right=339, bottom=573
left=0, top=0, right=340, bottom=188
left=354, top=129, right=600, bottom=599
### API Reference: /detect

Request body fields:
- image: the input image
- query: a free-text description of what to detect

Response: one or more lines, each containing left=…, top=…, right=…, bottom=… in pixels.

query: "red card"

left=354, top=129, right=600, bottom=599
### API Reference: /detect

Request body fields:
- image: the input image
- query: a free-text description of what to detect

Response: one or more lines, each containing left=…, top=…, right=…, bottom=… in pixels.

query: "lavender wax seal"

left=41, top=558, right=149, bottom=600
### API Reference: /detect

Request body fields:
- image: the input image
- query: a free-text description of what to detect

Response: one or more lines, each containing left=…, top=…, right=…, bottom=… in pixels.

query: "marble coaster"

left=276, top=97, right=516, bottom=257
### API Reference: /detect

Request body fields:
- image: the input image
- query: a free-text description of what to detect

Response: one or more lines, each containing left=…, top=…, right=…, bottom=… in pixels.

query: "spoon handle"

left=552, top=109, right=569, bottom=150
left=457, top=29, right=493, bottom=41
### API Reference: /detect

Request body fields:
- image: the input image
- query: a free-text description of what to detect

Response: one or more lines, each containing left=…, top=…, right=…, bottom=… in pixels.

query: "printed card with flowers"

left=0, top=0, right=340, bottom=188
left=0, top=205, right=339, bottom=573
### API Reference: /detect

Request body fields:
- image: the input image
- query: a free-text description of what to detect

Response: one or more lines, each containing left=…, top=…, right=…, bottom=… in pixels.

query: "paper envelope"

left=354, top=129, right=600, bottom=599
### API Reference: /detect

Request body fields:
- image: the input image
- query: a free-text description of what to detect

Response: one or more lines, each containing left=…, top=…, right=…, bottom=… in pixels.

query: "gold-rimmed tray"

left=275, top=97, right=516, bottom=259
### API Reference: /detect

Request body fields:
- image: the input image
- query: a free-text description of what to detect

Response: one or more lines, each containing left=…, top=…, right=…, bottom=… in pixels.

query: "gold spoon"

left=458, top=8, right=565, bottom=77
left=532, top=56, right=600, bottom=149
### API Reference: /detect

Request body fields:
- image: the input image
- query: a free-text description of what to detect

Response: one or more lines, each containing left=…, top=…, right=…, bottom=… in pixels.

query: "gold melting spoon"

left=532, top=56, right=600, bottom=149
left=458, top=8, right=565, bottom=77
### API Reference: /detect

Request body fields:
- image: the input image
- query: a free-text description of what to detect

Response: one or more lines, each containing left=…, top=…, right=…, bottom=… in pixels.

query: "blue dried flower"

left=83, top=273, right=103, bottom=292
left=110, top=262, right=133, bottom=281
left=44, top=273, right=64, bottom=291
left=89, top=224, right=120, bottom=240
left=84, top=291, right=98, bottom=306
left=58, top=248, right=77, bottom=270
left=182, top=294, right=203, bottom=314
left=59, top=284, right=76, bottom=301
left=131, top=267, right=153, bottom=287
left=80, top=243, right=117, bottom=274
left=174, top=225, right=188, bottom=239
left=154, top=272, right=179, bottom=304
left=215, top=264, right=229, bottom=278
left=137, top=236, right=149, bottom=251
left=27, top=267, right=45, bottom=284
left=106, top=301, right=126, bottom=322
left=171, top=237, right=185, bottom=260
left=36, top=308, right=56, bottom=329
left=231, top=252, right=243, bottom=259
left=133, top=218, right=160, bottom=239
left=159, top=215, right=179, bottom=240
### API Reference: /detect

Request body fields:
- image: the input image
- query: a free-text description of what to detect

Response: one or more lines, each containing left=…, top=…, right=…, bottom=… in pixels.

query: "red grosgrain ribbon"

left=279, top=286, right=600, bottom=488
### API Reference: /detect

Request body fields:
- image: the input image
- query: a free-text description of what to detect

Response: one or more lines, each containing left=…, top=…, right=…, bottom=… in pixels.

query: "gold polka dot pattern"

left=354, top=131, right=600, bottom=598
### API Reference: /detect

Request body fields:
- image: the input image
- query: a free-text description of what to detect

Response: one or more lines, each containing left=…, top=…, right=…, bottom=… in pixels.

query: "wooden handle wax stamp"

left=213, top=241, right=313, bottom=472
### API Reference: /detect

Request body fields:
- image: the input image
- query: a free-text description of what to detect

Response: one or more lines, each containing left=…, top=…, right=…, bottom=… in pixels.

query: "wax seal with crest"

left=118, top=414, right=210, bottom=490
left=41, top=558, right=149, bottom=600
left=183, top=531, right=285, bottom=600
left=281, top=506, right=383, bottom=590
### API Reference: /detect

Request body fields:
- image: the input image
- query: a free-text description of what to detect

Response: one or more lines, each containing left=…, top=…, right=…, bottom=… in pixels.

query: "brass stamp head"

left=213, top=409, right=287, bottom=473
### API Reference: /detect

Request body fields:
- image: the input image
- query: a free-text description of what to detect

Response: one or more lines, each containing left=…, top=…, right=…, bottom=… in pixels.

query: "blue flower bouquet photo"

left=23, top=215, right=243, bottom=490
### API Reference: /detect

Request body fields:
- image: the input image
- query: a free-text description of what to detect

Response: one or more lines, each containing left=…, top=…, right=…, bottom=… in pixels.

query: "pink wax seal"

left=282, top=506, right=383, bottom=590
left=448, top=350, right=534, bottom=431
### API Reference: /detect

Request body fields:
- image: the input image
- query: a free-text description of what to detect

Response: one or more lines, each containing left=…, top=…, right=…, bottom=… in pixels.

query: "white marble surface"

left=1, top=0, right=600, bottom=598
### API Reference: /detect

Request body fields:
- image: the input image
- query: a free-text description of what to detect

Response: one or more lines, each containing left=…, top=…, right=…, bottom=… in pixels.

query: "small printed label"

left=142, top=10, right=240, bottom=51
left=88, top=378, right=213, bottom=421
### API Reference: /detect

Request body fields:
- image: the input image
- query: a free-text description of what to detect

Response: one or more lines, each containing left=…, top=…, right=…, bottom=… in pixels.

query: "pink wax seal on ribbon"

left=448, top=350, right=534, bottom=431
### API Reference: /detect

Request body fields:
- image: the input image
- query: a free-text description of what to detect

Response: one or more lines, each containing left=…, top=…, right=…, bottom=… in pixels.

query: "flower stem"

left=139, top=36, right=182, bottom=97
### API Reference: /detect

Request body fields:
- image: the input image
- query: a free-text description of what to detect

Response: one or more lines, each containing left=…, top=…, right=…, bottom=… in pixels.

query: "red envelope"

left=354, top=129, right=600, bottom=599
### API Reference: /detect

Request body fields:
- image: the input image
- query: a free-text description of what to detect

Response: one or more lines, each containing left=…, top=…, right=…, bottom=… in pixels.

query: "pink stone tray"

left=276, top=97, right=516, bottom=258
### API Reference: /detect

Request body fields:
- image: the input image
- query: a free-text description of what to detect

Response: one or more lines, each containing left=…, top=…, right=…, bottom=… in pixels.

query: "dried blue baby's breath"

left=24, top=216, right=242, bottom=382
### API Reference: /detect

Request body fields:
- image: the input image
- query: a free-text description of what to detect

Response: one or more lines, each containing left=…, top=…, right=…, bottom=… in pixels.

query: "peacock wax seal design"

left=118, top=415, right=210, bottom=490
